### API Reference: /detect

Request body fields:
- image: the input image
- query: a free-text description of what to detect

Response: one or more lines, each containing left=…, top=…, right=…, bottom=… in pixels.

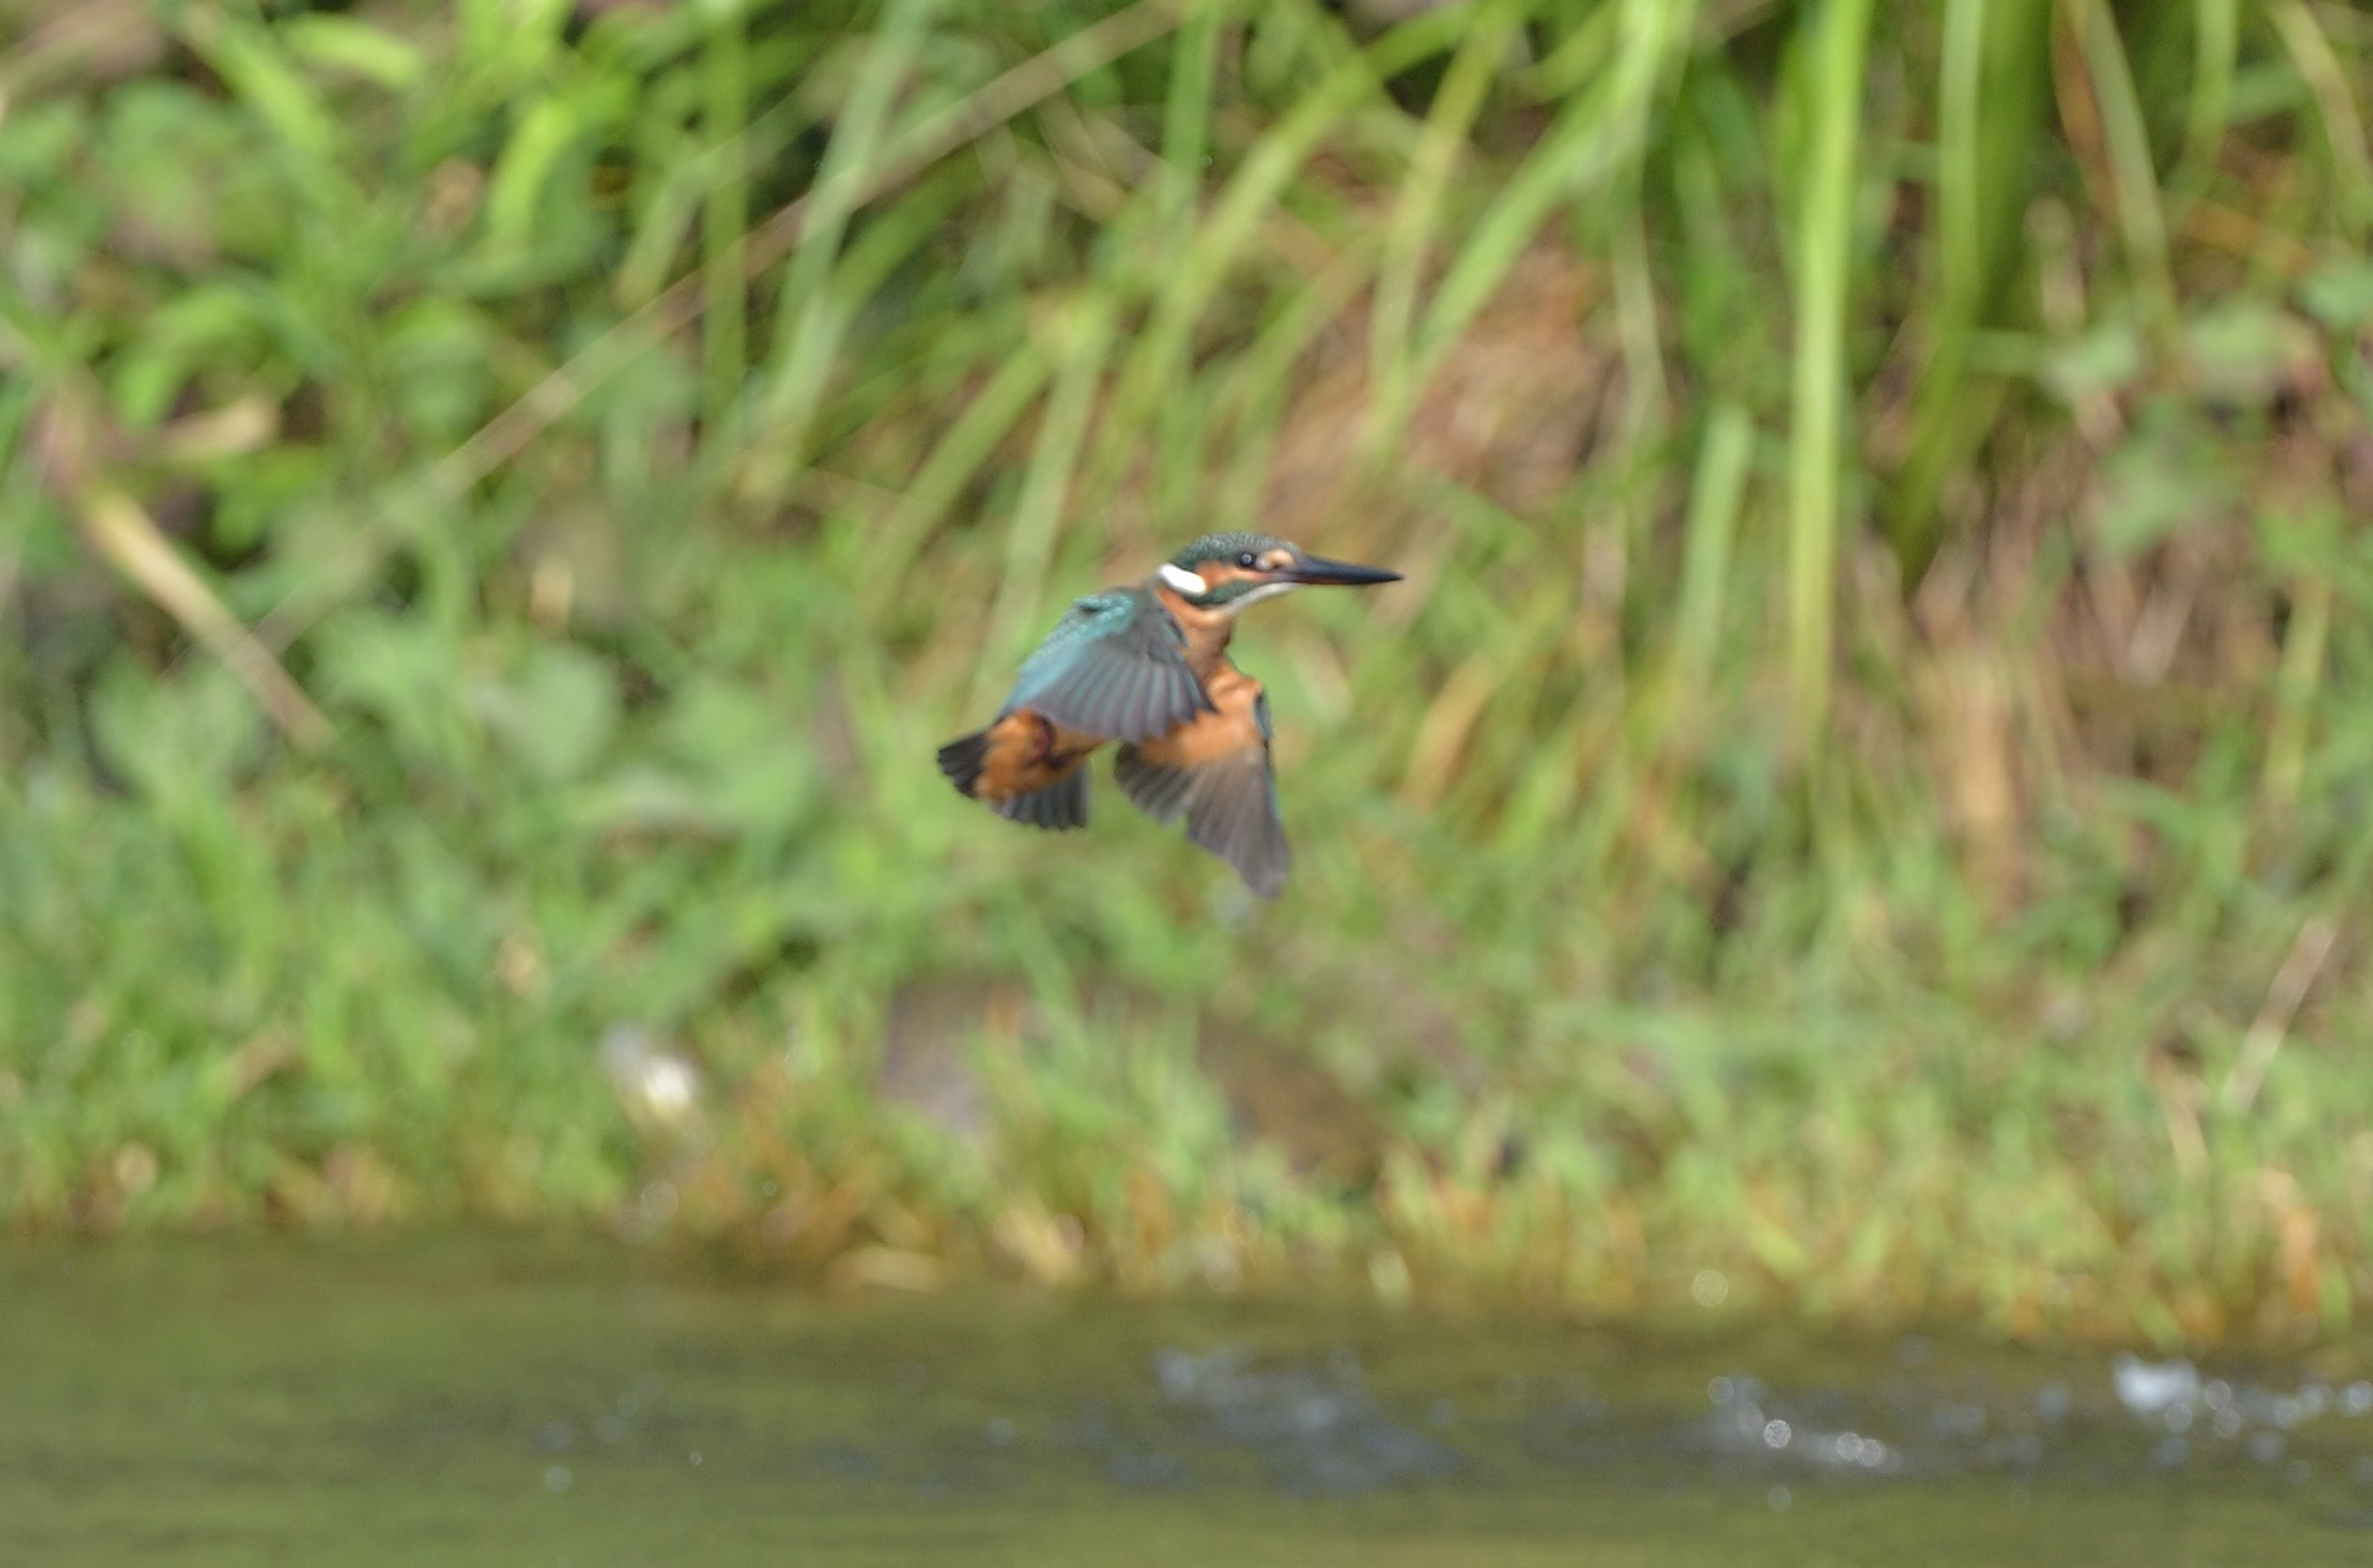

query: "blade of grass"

left=1892, top=0, right=1988, bottom=583
left=0, top=312, right=332, bottom=750
left=1393, top=72, right=1621, bottom=424
left=1369, top=0, right=1520, bottom=416
left=747, top=160, right=980, bottom=486
left=1606, top=0, right=1694, bottom=441
left=747, top=0, right=946, bottom=492
left=971, top=297, right=1117, bottom=715
left=1157, top=1, right=1226, bottom=238
left=854, top=342, right=1056, bottom=617
left=2225, top=914, right=2338, bottom=1114
left=2171, top=0, right=2237, bottom=204
left=253, top=0, right=1195, bottom=654
left=2262, top=560, right=2331, bottom=809
left=176, top=8, right=351, bottom=211
left=1892, top=0, right=2049, bottom=578
left=1095, top=5, right=1473, bottom=503
left=1208, top=240, right=1382, bottom=522
left=2268, top=0, right=2372, bottom=240
left=701, top=0, right=749, bottom=434
left=1786, top=0, right=1872, bottom=754
left=1123, top=1, right=1233, bottom=534
left=2068, top=0, right=2176, bottom=337
left=1670, top=402, right=1754, bottom=717
left=1513, top=2, right=1621, bottom=104
left=81, top=486, right=332, bottom=751
left=1937, top=0, right=1992, bottom=378
left=1396, top=0, right=1691, bottom=438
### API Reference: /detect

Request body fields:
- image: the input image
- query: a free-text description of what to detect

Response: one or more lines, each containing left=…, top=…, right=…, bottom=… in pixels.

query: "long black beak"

left=1284, top=554, right=1401, bottom=587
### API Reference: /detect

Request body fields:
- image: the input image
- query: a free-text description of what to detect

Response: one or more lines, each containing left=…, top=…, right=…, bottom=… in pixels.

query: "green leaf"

left=2095, top=413, right=2232, bottom=560
left=316, top=610, right=475, bottom=770
left=109, top=284, right=270, bottom=428
left=471, top=640, right=619, bottom=785
left=2042, top=320, right=2142, bottom=404
left=657, top=677, right=817, bottom=838
left=482, top=96, right=584, bottom=259
left=87, top=661, right=266, bottom=802
left=2180, top=300, right=2317, bottom=406
left=384, top=300, right=496, bottom=440
left=280, top=16, right=429, bottom=91
left=2300, top=260, right=2373, bottom=332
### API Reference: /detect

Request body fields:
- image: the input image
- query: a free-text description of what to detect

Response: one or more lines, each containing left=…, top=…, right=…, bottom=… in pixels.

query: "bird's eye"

left=1237, top=551, right=1257, bottom=568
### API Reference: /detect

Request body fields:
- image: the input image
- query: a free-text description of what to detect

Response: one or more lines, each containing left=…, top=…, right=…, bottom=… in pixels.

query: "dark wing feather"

left=1114, top=690, right=1288, bottom=899
left=994, top=768, right=1088, bottom=831
left=1185, top=750, right=1288, bottom=899
left=1112, top=746, right=1194, bottom=823
left=1002, top=588, right=1211, bottom=744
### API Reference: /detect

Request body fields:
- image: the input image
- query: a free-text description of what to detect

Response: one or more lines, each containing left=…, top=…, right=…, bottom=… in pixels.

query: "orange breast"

left=1134, top=662, right=1265, bottom=770
left=1150, top=582, right=1239, bottom=682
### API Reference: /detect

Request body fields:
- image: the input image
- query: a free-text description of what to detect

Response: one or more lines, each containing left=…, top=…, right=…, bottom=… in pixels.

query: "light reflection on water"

left=6, top=1236, right=2373, bottom=1565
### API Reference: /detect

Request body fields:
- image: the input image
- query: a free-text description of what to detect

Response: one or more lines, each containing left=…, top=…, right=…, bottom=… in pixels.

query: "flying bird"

left=936, top=532, right=1401, bottom=898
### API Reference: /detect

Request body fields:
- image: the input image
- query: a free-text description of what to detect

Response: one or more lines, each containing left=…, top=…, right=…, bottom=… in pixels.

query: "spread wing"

left=1112, top=665, right=1288, bottom=899
left=1001, top=587, right=1212, bottom=745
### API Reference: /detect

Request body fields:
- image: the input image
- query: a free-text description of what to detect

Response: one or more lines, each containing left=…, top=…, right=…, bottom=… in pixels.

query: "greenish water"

left=6, top=1238, right=2373, bottom=1565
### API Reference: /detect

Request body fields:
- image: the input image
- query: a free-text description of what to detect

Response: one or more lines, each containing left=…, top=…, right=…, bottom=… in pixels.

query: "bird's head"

left=1154, top=532, right=1401, bottom=618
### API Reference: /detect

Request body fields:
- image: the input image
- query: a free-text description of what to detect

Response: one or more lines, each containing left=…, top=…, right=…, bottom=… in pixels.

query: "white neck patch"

left=1157, top=562, right=1209, bottom=597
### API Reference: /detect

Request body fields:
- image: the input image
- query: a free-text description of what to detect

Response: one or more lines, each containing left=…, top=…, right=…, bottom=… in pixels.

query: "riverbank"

left=6, top=2, right=2372, bottom=1346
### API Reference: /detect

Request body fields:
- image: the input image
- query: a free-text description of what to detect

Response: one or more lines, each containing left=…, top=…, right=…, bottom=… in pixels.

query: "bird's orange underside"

left=1139, top=662, right=1264, bottom=770
left=968, top=712, right=1103, bottom=803
left=969, top=662, right=1266, bottom=805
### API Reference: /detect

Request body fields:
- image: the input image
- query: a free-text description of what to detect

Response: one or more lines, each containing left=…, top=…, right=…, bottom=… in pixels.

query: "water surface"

left=6, top=1237, right=2371, bottom=1565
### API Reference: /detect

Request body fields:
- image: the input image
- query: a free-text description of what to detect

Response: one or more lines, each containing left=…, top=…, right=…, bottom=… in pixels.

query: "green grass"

left=6, top=0, right=2373, bottom=1347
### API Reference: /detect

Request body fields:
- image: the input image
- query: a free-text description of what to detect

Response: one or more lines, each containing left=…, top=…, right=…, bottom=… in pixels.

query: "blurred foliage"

left=5, top=0, right=2373, bottom=1345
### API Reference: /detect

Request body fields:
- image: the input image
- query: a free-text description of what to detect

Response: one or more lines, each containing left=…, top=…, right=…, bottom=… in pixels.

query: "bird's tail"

left=935, top=729, right=992, bottom=798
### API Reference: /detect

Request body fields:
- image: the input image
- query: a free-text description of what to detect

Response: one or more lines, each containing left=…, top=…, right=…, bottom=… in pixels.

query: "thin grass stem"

left=1786, top=0, right=1872, bottom=754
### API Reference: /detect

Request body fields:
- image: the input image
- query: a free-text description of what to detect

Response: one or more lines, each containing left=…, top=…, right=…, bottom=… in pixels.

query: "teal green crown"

left=1165, top=532, right=1295, bottom=607
left=1170, top=531, right=1287, bottom=570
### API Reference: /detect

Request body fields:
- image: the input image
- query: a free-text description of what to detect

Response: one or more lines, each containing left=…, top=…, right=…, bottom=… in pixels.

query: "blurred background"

left=5, top=0, right=2373, bottom=1356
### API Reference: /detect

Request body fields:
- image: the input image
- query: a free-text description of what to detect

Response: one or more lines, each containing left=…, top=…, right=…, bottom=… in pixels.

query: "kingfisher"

left=936, top=532, right=1401, bottom=899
